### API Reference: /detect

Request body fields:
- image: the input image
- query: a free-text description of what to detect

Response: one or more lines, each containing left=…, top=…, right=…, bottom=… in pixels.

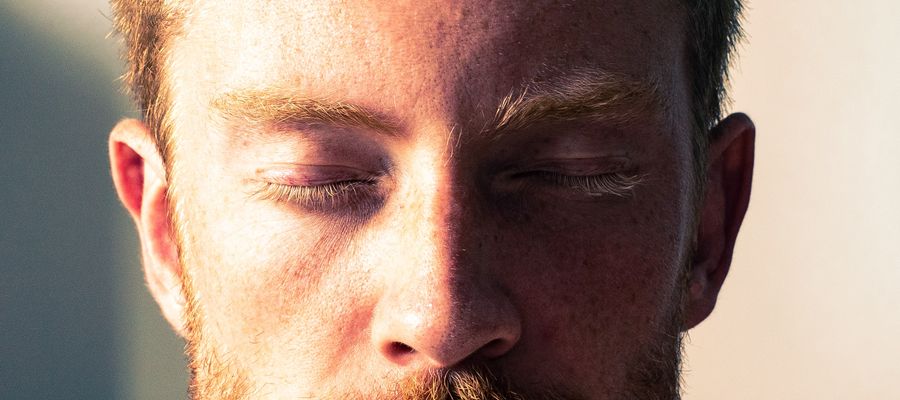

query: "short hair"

left=110, top=0, right=744, bottom=178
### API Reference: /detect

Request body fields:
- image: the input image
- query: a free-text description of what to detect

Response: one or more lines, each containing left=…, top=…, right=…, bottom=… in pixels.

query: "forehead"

left=171, top=0, right=688, bottom=125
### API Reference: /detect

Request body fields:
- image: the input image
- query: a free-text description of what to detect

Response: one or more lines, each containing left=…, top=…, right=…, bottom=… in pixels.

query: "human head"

left=108, top=1, right=755, bottom=399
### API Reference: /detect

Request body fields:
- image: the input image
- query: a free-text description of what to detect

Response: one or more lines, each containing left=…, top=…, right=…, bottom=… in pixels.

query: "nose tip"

left=377, top=321, right=521, bottom=368
left=380, top=339, right=519, bottom=368
left=373, top=293, right=521, bottom=368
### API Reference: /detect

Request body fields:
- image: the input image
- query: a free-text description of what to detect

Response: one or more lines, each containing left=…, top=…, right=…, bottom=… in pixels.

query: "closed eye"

left=252, top=179, right=383, bottom=214
left=518, top=171, right=645, bottom=197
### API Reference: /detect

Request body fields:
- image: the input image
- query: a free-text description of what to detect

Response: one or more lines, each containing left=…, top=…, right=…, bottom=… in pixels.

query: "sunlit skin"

left=109, top=0, right=754, bottom=399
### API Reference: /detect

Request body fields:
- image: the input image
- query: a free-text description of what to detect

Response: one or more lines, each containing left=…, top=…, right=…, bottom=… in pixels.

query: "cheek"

left=505, top=202, right=684, bottom=332
left=490, top=163, right=690, bottom=381
left=175, top=177, right=371, bottom=359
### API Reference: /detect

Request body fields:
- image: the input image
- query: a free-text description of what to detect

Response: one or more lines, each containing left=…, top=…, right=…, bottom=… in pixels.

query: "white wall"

left=683, top=1, right=900, bottom=399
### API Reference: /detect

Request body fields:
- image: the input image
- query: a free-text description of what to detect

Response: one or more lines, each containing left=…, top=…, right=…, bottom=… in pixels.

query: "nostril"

left=390, top=342, right=415, bottom=355
left=478, top=338, right=515, bottom=359
left=382, top=341, right=416, bottom=364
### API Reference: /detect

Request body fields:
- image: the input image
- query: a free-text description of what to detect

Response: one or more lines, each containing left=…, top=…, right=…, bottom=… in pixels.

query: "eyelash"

left=253, top=179, right=380, bottom=211
left=525, top=171, right=645, bottom=197
left=255, top=171, right=643, bottom=211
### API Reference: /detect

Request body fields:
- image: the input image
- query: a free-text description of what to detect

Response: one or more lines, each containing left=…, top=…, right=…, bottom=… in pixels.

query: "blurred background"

left=0, top=0, right=897, bottom=399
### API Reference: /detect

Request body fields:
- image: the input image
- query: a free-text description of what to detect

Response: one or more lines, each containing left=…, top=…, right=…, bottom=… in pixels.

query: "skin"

left=109, top=0, right=755, bottom=398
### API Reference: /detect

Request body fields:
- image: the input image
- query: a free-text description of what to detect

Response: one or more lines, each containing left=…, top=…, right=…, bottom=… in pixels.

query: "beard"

left=179, top=269, right=685, bottom=400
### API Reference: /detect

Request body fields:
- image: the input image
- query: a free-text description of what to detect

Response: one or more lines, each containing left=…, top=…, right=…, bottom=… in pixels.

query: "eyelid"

left=256, top=164, right=381, bottom=186
left=502, top=156, right=633, bottom=178
left=497, top=156, right=644, bottom=198
left=534, top=156, right=630, bottom=171
left=251, top=180, right=384, bottom=215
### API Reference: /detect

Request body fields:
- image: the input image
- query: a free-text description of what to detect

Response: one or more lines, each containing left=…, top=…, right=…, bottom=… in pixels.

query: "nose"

left=370, top=163, right=522, bottom=368
left=372, top=270, right=522, bottom=367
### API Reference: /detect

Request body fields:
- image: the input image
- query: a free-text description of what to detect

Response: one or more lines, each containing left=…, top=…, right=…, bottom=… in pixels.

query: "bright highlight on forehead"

left=177, top=0, right=683, bottom=127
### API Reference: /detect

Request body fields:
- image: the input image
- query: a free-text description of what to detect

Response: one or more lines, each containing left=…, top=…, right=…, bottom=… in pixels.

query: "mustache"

left=345, top=364, right=570, bottom=400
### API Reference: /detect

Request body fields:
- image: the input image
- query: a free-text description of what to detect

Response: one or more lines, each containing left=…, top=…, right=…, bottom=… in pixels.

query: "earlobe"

left=109, top=119, right=188, bottom=336
left=684, top=113, right=755, bottom=329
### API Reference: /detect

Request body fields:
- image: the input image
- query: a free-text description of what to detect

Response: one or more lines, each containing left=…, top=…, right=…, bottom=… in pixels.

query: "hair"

left=110, top=0, right=186, bottom=168
left=683, top=0, right=746, bottom=190
left=110, top=0, right=744, bottom=180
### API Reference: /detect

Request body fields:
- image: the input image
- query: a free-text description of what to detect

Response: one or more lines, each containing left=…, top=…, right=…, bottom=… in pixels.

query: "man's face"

left=157, top=0, right=699, bottom=398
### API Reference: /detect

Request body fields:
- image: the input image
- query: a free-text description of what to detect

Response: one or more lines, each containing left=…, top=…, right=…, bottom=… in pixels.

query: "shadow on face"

left=108, top=0, right=755, bottom=399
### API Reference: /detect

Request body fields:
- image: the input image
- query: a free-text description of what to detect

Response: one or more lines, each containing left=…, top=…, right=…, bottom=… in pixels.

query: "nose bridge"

left=401, top=143, right=470, bottom=269
left=371, top=145, right=520, bottom=367
left=398, top=145, right=477, bottom=322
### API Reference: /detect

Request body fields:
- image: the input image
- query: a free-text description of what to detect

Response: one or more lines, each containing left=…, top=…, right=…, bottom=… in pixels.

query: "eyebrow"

left=483, top=68, right=664, bottom=137
left=210, top=68, right=663, bottom=139
left=211, top=91, right=401, bottom=135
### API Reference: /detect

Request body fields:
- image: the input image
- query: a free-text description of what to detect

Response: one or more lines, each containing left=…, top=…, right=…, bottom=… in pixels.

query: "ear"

left=683, top=113, right=755, bottom=329
left=109, top=119, right=187, bottom=336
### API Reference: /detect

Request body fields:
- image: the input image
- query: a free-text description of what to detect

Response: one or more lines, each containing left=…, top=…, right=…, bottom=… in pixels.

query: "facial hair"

left=179, top=268, right=684, bottom=400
